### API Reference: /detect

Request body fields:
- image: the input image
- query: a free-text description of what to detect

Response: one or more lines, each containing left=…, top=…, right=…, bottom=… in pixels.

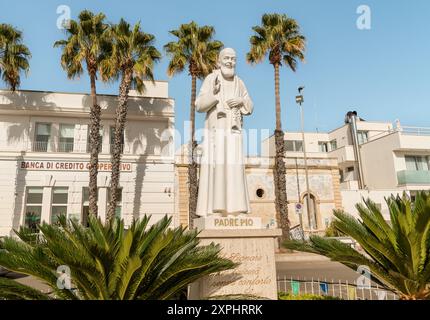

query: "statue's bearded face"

left=219, top=50, right=236, bottom=79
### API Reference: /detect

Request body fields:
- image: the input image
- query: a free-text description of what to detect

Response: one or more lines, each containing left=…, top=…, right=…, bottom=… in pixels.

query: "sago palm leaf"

left=284, top=192, right=430, bottom=300
left=0, top=214, right=235, bottom=300
left=0, top=278, right=51, bottom=300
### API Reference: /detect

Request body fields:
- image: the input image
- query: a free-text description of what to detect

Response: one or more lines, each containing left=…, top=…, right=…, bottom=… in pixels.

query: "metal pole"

left=311, top=277, right=314, bottom=295
left=295, top=158, right=305, bottom=240
left=348, top=114, right=365, bottom=189
left=299, top=102, right=313, bottom=230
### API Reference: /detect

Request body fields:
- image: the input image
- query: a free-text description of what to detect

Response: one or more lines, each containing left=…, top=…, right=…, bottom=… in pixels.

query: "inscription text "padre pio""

left=214, top=218, right=254, bottom=227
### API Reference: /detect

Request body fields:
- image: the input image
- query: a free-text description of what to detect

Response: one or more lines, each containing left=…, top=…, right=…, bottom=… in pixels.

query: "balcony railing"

left=27, top=142, right=160, bottom=155
left=397, top=170, right=430, bottom=185
left=58, top=141, right=74, bottom=153
left=32, top=140, right=49, bottom=152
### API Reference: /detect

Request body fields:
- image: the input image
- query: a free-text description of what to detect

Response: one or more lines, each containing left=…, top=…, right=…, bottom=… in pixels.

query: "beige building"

left=176, top=145, right=342, bottom=234
left=0, top=83, right=175, bottom=236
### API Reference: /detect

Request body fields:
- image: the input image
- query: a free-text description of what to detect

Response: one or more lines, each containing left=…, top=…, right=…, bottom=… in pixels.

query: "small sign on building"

left=295, top=203, right=303, bottom=215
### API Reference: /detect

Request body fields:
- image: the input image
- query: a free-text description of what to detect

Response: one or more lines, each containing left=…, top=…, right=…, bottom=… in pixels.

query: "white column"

left=74, top=124, right=81, bottom=153
left=98, top=187, right=108, bottom=223
left=41, top=187, right=52, bottom=224
left=50, top=123, right=59, bottom=153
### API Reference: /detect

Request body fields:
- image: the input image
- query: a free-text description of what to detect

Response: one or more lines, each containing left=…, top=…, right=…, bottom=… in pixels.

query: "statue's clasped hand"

left=226, top=97, right=244, bottom=109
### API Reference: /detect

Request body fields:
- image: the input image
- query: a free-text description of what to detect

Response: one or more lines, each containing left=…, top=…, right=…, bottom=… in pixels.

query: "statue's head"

left=218, top=48, right=236, bottom=79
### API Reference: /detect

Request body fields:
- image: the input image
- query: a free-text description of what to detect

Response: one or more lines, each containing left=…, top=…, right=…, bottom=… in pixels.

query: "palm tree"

left=0, top=215, right=236, bottom=300
left=0, top=24, right=31, bottom=91
left=284, top=192, right=430, bottom=300
left=101, top=19, right=161, bottom=222
left=164, top=22, right=223, bottom=228
left=54, top=10, right=112, bottom=217
left=247, top=13, right=306, bottom=241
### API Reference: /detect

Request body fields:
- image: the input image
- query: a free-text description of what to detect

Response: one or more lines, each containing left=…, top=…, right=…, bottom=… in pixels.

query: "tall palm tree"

left=54, top=10, right=111, bottom=217
left=0, top=24, right=31, bottom=91
left=0, top=215, right=236, bottom=300
left=101, top=19, right=161, bottom=222
left=247, top=13, right=306, bottom=241
left=164, top=22, right=223, bottom=228
left=284, top=192, right=430, bottom=300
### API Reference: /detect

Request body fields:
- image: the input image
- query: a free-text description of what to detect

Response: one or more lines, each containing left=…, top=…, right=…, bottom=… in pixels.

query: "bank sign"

left=20, top=161, right=132, bottom=172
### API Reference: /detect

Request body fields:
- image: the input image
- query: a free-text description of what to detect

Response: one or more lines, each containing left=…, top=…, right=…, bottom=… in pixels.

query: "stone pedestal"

left=188, top=228, right=281, bottom=300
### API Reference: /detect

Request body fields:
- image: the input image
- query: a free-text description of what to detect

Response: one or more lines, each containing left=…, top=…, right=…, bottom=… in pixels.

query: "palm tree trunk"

left=273, top=63, right=290, bottom=242
left=188, top=74, right=199, bottom=228
left=107, top=70, right=132, bottom=222
left=88, top=72, right=101, bottom=217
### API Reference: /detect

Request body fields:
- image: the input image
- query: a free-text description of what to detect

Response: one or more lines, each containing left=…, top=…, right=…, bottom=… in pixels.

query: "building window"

left=357, top=131, right=369, bottom=145
left=285, top=140, right=303, bottom=152
left=110, top=126, right=125, bottom=154
left=59, top=124, right=74, bottom=152
left=51, top=187, right=68, bottom=225
left=329, top=139, right=337, bottom=151
left=405, top=155, right=430, bottom=171
left=25, top=187, right=43, bottom=233
left=87, top=125, right=103, bottom=153
left=339, top=169, right=344, bottom=183
left=34, top=123, right=51, bottom=152
left=318, top=142, right=329, bottom=153
left=108, top=187, right=123, bottom=219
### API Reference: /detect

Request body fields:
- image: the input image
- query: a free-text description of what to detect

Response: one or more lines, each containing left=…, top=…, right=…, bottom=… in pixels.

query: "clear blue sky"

left=1, top=0, right=429, bottom=152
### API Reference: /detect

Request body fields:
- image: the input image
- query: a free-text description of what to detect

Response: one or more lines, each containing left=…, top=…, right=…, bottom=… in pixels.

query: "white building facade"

left=263, top=113, right=430, bottom=220
left=0, top=83, right=176, bottom=236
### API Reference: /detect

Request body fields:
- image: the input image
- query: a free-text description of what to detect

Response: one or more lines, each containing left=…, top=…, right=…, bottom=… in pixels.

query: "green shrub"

left=278, top=292, right=340, bottom=300
left=324, top=220, right=345, bottom=237
left=208, top=294, right=269, bottom=300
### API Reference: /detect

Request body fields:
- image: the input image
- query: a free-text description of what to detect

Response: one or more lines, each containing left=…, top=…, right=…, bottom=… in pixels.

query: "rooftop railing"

left=399, top=126, right=430, bottom=136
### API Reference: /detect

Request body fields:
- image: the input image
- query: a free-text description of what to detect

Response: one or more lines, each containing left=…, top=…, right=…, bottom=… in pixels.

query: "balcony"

left=328, top=145, right=356, bottom=164
left=397, top=170, right=430, bottom=185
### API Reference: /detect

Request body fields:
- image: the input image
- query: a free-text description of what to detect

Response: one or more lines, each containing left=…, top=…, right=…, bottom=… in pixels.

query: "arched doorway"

left=302, top=193, right=319, bottom=230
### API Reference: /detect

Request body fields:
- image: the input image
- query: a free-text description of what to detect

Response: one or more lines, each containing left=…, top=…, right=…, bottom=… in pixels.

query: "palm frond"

left=0, top=23, right=31, bottom=91
left=164, top=21, right=223, bottom=78
left=246, top=13, right=306, bottom=69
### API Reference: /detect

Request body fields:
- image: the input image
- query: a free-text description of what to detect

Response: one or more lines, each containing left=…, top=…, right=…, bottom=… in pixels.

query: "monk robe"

left=195, top=69, right=253, bottom=216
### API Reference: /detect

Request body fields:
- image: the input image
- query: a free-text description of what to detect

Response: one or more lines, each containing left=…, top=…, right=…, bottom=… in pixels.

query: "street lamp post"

left=294, top=158, right=305, bottom=240
left=296, top=87, right=314, bottom=232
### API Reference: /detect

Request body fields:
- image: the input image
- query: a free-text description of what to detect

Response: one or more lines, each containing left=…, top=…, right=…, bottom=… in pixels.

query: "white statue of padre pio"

left=195, top=48, right=253, bottom=217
